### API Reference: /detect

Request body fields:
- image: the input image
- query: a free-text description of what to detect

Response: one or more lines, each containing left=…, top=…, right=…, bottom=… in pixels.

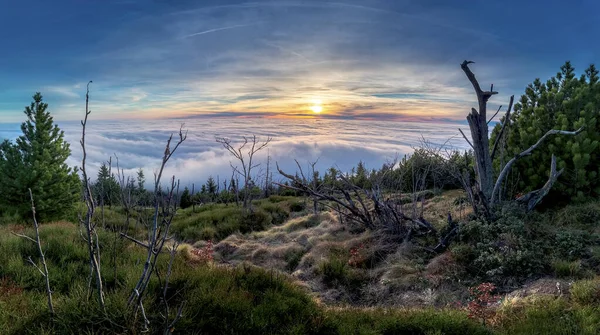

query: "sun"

left=310, top=100, right=323, bottom=113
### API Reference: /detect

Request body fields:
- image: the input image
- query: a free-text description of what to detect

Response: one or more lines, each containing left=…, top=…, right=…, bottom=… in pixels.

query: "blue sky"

left=0, top=0, right=598, bottom=122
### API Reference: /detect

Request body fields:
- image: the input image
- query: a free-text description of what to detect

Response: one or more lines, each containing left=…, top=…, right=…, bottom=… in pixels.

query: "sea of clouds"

left=0, top=117, right=471, bottom=189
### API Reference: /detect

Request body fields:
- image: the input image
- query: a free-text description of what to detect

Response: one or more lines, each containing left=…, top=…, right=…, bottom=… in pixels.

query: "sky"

left=0, top=0, right=598, bottom=122
left=0, top=0, right=598, bottom=186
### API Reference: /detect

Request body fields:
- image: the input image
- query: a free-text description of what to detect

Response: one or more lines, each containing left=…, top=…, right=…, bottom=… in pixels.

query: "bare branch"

left=11, top=231, right=36, bottom=243
left=12, top=189, right=54, bottom=314
left=461, top=60, right=498, bottom=104
left=487, top=104, right=503, bottom=124
left=80, top=81, right=106, bottom=311
left=491, top=127, right=583, bottom=204
left=120, top=233, right=150, bottom=249
left=516, top=155, right=564, bottom=210
left=458, top=128, right=474, bottom=150
left=490, top=95, right=514, bottom=161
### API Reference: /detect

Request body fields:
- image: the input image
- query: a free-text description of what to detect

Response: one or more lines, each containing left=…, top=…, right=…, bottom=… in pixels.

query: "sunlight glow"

left=310, top=99, right=323, bottom=113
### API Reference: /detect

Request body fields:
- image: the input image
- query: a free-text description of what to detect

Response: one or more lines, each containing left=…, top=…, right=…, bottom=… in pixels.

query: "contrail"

left=183, top=23, right=259, bottom=38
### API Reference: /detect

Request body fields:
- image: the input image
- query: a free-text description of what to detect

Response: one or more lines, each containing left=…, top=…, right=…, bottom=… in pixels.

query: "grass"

left=0, top=221, right=490, bottom=334
left=171, top=197, right=297, bottom=242
left=2, top=191, right=600, bottom=334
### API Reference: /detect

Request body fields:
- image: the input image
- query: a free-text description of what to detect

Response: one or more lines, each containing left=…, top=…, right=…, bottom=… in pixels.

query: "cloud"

left=1, top=0, right=597, bottom=123
left=20, top=117, right=469, bottom=189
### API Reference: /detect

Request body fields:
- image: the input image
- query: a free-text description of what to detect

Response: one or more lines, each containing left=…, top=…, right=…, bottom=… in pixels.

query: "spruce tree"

left=180, top=187, right=192, bottom=209
left=0, top=93, right=80, bottom=221
left=93, top=162, right=120, bottom=207
left=206, top=176, right=218, bottom=200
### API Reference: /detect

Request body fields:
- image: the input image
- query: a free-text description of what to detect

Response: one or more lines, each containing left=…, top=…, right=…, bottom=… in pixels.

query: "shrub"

left=190, top=240, right=214, bottom=264
left=552, top=259, right=583, bottom=278
left=284, top=248, right=306, bottom=272
left=240, top=209, right=272, bottom=233
left=465, top=283, right=500, bottom=325
left=571, top=278, right=600, bottom=305
left=458, top=205, right=547, bottom=281
left=554, top=230, right=591, bottom=261
left=260, top=202, right=289, bottom=225
left=289, top=201, right=306, bottom=212
left=318, top=256, right=349, bottom=286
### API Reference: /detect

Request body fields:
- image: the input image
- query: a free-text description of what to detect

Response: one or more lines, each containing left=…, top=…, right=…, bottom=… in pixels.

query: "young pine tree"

left=180, top=186, right=192, bottom=209
left=0, top=93, right=80, bottom=221
left=93, top=163, right=120, bottom=208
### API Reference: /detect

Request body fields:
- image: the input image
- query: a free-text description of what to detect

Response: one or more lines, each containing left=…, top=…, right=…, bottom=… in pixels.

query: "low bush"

left=456, top=202, right=600, bottom=284
left=457, top=205, right=547, bottom=282
left=290, top=201, right=306, bottom=212
left=571, top=278, right=600, bottom=305
left=552, top=259, right=585, bottom=279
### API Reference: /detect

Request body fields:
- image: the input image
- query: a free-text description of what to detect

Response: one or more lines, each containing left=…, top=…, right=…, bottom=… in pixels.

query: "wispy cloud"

left=0, top=0, right=597, bottom=122
left=182, top=23, right=261, bottom=39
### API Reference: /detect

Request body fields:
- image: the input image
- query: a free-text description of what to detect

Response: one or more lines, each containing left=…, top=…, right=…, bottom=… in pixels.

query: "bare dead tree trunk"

left=191, top=183, right=195, bottom=213
left=461, top=61, right=498, bottom=205
left=127, top=127, right=186, bottom=312
left=264, top=149, right=271, bottom=198
left=80, top=81, right=106, bottom=310
left=460, top=61, right=583, bottom=213
left=12, top=189, right=54, bottom=315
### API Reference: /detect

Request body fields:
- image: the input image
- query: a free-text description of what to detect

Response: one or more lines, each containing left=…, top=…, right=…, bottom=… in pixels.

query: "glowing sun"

left=310, top=100, right=323, bottom=113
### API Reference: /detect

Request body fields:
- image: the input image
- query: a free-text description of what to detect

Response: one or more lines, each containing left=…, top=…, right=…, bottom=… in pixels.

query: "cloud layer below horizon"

left=0, top=117, right=471, bottom=188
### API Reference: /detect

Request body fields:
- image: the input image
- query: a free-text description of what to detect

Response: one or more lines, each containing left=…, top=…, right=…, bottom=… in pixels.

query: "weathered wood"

left=490, top=127, right=583, bottom=204
left=516, top=155, right=563, bottom=210
left=461, top=60, right=496, bottom=204
left=490, top=95, right=514, bottom=161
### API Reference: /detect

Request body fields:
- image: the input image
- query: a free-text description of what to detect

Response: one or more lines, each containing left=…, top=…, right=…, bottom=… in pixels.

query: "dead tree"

left=276, top=163, right=435, bottom=241
left=11, top=189, right=54, bottom=315
left=460, top=61, right=583, bottom=213
left=80, top=81, right=106, bottom=310
left=216, top=135, right=272, bottom=209
left=125, top=126, right=186, bottom=322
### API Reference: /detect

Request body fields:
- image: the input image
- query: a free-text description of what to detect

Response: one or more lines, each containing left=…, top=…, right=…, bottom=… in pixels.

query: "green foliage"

left=571, top=278, right=600, bottom=305
left=93, top=162, right=120, bottom=207
left=492, top=62, right=600, bottom=201
left=552, top=260, right=584, bottom=279
left=260, top=202, right=290, bottom=225
left=0, top=93, right=80, bottom=222
left=496, top=297, right=600, bottom=335
left=179, top=186, right=193, bottom=209
left=239, top=209, right=272, bottom=233
left=172, top=199, right=295, bottom=242
left=290, top=200, right=306, bottom=212
left=1, top=221, right=598, bottom=334
left=456, top=201, right=600, bottom=284
left=318, top=255, right=349, bottom=286
left=457, top=204, right=547, bottom=281
left=328, top=308, right=491, bottom=335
